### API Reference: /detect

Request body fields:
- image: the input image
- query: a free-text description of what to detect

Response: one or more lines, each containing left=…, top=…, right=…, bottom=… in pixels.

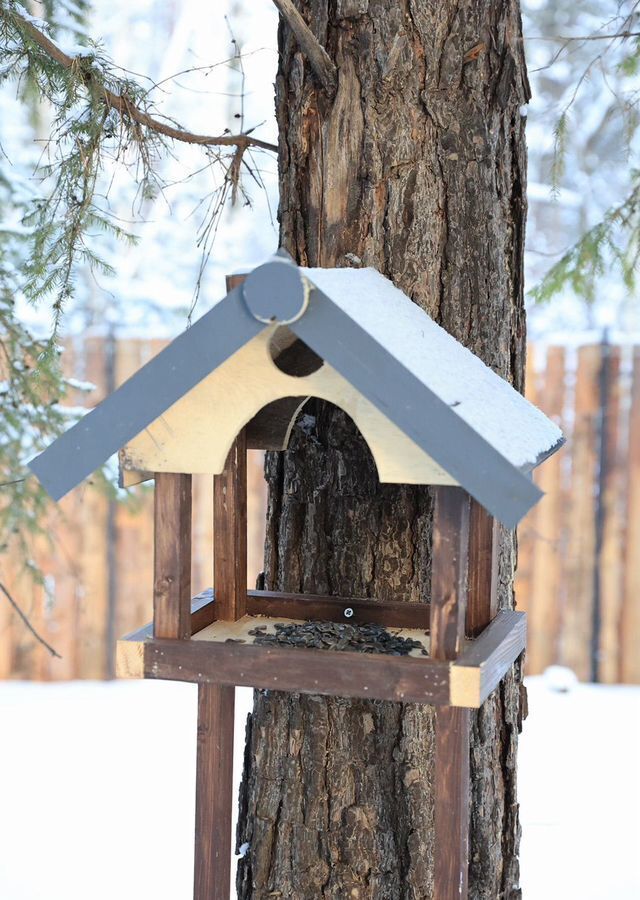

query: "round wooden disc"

left=242, top=260, right=308, bottom=324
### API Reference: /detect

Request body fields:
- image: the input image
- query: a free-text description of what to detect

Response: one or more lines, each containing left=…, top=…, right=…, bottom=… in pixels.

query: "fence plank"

left=49, top=496, right=83, bottom=680
left=3, top=339, right=640, bottom=684
left=50, top=339, right=84, bottom=680
left=115, top=339, right=156, bottom=640
left=598, top=345, right=625, bottom=683
left=563, top=345, right=600, bottom=681
left=621, top=349, right=640, bottom=683
left=527, top=346, right=566, bottom=675
left=514, top=345, right=538, bottom=625
left=74, top=339, right=110, bottom=679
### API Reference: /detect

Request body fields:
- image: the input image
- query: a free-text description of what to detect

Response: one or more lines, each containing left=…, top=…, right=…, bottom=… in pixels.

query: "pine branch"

left=0, top=3, right=278, bottom=322
left=530, top=182, right=640, bottom=305
left=272, top=0, right=337, bottom=96
left=11, top=9, right=278, bottom=154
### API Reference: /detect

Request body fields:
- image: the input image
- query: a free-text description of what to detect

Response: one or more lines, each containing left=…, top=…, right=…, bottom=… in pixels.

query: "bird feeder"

left=29, top=255, right=564, bottom=900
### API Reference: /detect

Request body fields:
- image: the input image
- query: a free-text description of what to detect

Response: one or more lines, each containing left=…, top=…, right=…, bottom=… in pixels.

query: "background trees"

left=2, top=0, right=639, bottom=572
left=1, top=1, right=640, bottom=896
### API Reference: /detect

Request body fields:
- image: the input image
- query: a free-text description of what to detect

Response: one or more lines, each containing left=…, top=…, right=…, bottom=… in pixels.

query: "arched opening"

left=246, top=398, right=381, bottom=595
left=267, top=325, right=324, bottom=377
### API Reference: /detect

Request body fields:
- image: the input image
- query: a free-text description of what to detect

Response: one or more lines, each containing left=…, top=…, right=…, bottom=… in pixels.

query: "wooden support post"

left=195, top=281, right=245, bottom=900
left=466, top=499, right=499, bottom=637
left=153, top=472, right=192, bottom=639
left=194, top=683, right=235, bottom=900
left=213, top=430, right=248, bottom=621
left=431, top=487, right=471, bottom=660
left=434, top=706, right=471, bottom=900
left=211, top=271, right=249, bottom=624
left=431, top=487, right=471, bottom=900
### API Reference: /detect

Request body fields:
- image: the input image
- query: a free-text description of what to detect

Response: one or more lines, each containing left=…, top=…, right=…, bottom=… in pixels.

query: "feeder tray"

left=118, top=588, right=526, bottom=709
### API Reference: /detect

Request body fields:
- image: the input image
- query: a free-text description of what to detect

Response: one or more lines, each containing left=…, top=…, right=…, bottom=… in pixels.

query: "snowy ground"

left=0, top=676, right=638, bottom=900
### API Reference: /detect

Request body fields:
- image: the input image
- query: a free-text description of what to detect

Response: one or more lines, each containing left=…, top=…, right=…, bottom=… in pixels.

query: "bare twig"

left=11, top=10, right=278, bottom=154
left=527, top=31, right=640, bottom=43
left=272, top=0, right=337, bottom=96
left=0, top=580, right=61, bottom=659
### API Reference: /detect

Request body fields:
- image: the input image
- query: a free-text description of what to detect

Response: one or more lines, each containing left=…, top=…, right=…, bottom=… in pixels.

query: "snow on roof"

left=29, top=257, right=564, bottom=526
left=302, top=266, right=563, bottom=471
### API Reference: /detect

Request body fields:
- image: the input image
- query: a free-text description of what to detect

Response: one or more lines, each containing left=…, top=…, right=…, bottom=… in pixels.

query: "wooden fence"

left=517, top=340, right=640, bottom=683
left=1, top=336, right=638, bottom=683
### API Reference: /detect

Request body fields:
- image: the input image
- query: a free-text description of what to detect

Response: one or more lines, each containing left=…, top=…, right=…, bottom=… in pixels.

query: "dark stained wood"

left=431, top=488, right=471, bottom=899
left=458, top=610, right=527, bottom=704
left=225, top=273, right=248, bottom=291
left=119, top=614, right=527, bottom=709
left=213, top=431, right=247, bottom=621
left=124, top=589, right=213, bottom=641
left=194, top=265, right=240, bottom=900
left=153, top=473, right=192, bottom=639
left=144, top=638, right=452, bottom=705
left=434, top=707, right=471, bottom=900
left=190, top=588, right=217, bottom=634
left=194, top=683, right=235, bottom=900
left=246, top=589, right=431, bottom=629
left=430, top=487, right=471, bottom=661
left=125, top=588, right=431, bottom=643
left=466, top=500, right=499, bottom=637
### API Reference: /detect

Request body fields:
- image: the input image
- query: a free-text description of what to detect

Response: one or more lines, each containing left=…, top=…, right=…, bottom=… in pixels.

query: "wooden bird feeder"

left=29, top=255, right=564, bottom=900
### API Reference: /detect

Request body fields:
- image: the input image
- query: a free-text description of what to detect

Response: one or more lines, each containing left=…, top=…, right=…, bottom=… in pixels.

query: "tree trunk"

left=237, top=2, right=530, bottom=897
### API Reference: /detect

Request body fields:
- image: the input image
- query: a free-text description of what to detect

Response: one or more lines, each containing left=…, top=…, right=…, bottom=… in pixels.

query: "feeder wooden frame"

left=110, top=275, right=529, bottom=900
left=26, top=263, right=562, bottom=900
left=116, top=464, right=525, bottom=900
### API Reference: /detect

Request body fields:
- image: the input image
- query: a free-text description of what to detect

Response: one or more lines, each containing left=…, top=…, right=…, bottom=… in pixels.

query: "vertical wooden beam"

left=193, top=273, right=247, bottom=900
left=565, top=344, right=600, bottom=680
left=212, top=274, right=249, bottom=623
left=466, top=500, right=499, bottom=638
left=226, top=272, right=248, bottom=292
left=434, top=706, right=471, bottom=900
left=153, top=472, right=192, bottom=639
left=621, top=348, right=640, bottom=683
left=213, top=431, right=248, bottom=621
left=431, top=486, right=471, bottom=900
left=194, top=683, right=235, bottom=900
left=431, top=487, right=471, bottom=660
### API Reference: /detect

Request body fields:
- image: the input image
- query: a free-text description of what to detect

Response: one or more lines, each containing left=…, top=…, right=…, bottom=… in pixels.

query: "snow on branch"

left=0, top=3, right=278, bottom=332
left=11, top=8, right=278, bottom=154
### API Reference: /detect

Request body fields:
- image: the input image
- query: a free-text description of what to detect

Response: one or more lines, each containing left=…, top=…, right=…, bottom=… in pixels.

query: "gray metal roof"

left=29, top=257, right=564, bottom=528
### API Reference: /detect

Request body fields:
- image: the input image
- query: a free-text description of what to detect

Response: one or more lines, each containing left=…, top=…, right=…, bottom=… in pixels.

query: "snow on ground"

left=519, top=675, right=640, bottom=900
left=0, top=676, right=638, bottom=899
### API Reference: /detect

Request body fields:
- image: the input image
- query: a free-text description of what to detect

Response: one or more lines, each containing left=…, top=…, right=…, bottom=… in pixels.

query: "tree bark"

left=237, top=2, right=530, bottom=897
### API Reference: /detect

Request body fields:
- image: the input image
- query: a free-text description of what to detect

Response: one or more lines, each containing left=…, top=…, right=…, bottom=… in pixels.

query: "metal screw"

left=344, top=607, right=354, bottom=618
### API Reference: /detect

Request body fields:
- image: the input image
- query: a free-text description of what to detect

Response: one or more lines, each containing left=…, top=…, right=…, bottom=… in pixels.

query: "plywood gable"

left=120, top=326, right=456, bottom=487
